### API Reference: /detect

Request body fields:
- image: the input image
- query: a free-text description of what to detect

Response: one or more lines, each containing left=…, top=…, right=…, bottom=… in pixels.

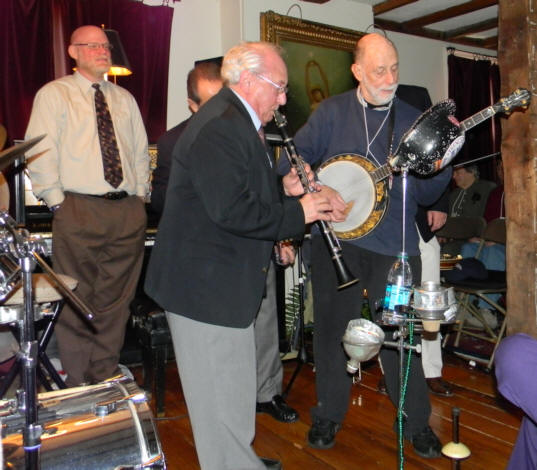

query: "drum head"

left=317, top=154, right=389, bottom=239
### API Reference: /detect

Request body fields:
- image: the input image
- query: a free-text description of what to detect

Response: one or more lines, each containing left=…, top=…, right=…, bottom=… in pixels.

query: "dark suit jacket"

left=151, top=117, right=191, bottom=216
left=397, top=84, right=448, bottom=242
left=145, top=87, right=305, bottom=328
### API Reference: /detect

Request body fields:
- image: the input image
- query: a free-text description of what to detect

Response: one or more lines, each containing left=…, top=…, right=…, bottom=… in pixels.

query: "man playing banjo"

left=279, top=32, right=452, bottom=458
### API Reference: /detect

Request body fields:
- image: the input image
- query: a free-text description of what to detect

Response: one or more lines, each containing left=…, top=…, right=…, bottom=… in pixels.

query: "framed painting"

left=261, top=11, right=363, bottom=135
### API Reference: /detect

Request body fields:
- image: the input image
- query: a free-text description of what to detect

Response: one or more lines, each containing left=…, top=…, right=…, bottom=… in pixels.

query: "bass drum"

left=317, top=154, right=389, bottom=240
left=1, top=377, right=166, bottom=469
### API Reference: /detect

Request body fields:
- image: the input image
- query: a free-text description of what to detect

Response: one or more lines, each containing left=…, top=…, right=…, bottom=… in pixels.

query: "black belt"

left=87, top=191, right=129, bottom=200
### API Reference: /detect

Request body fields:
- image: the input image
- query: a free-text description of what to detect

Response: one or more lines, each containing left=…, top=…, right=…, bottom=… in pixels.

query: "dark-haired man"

left=151, top=61, right=223, bottom=216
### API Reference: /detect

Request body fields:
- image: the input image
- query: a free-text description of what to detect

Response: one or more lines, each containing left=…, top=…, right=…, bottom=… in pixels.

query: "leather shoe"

left=307, top=417, right=341, bottom=449
left=426, top=377, right=454, bottom=397
left=260, top=457, right=282, bottom=469
left=410, top=426, right=442, bottom=458
left=256, top=394, right=299, bottom=423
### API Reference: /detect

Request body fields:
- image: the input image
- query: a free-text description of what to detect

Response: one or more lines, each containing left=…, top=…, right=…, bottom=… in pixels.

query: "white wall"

left=164, top=0, right=495, bottom=133
left=166, top=0, right=224, bottom=129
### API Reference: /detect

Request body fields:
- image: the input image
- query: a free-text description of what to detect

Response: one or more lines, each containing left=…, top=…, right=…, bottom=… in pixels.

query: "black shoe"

left=307, top=417, right=341, bottom=449
left=411, top=426, right=442, bottom=458
left=261, top=457, right=282, bottom=469
left=256, top=395, right=299, bottom=423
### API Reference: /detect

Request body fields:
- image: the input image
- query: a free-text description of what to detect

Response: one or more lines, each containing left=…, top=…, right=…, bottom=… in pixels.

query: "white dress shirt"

left=25, top=71, right=150, bottom=207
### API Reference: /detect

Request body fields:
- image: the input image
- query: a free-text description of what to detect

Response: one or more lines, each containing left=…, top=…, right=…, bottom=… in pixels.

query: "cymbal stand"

left=0, top=222, right=46, bottom=470
left=0, top=211, right=96, bottom=470
left=282, top=243, right=308, bottom=399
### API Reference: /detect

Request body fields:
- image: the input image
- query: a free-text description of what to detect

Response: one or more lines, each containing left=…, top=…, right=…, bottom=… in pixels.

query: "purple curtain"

left=0, top=0, right=173, bottom=144
left=448, top=54, right=501, bottom=182
left=63, top=0, right=173, bottom=142
left=0, top=0, right=55, bottom=143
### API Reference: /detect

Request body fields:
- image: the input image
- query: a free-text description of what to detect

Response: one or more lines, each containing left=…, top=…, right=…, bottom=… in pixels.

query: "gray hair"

left=466, top=164, right=479, bottom=177
left=221, top=42, right=282, bottom=85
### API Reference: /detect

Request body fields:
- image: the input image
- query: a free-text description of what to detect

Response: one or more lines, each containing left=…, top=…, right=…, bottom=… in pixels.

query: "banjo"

left=317, top=88, right=531, bottom=240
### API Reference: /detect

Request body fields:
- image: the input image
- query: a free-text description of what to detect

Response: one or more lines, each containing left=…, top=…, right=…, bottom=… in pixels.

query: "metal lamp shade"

left=104, top=29, right=132, bottom=76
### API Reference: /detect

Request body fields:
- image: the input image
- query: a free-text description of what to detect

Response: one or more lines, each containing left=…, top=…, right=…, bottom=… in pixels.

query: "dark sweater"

left=289, top=89, right=452, bottom=256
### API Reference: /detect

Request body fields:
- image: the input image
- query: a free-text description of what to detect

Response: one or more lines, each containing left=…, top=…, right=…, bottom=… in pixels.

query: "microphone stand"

left=282, top=243, right=308, bottom=399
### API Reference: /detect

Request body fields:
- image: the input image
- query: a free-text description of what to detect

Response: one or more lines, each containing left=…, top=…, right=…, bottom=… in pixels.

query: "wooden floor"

left=135, top=350, right=522, bottom=470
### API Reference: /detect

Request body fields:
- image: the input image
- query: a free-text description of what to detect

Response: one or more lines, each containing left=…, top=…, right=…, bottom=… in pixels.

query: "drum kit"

left=0, top=138, right=166, bottom=469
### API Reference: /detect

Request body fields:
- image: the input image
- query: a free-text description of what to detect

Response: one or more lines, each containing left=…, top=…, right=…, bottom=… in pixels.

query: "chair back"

left=436, top=216, right=487, bottom=240
left=483, top=218, right=506, bottom=245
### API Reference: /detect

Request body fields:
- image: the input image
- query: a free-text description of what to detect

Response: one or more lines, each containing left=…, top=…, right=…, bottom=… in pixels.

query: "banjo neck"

left=370, top=105, right=498, bottom=184
left=371, top=163, right=392, bottom=184
left=460, top=106, right=496, bottom=133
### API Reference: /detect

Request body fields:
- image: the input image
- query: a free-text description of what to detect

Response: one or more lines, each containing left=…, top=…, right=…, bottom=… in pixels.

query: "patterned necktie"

left=93, top=83, right=123, bottom=188
left=258, top=127, right=273, bottom=168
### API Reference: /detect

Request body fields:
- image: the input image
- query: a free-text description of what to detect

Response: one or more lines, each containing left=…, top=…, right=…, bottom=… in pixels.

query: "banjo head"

left=317, top=153, right=388, bottom=240
left=393, top=99, right=464, bottom=175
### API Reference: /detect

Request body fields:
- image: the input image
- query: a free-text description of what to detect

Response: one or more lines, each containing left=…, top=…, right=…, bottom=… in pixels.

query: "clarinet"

left=273, top=110, right=359, bottom=290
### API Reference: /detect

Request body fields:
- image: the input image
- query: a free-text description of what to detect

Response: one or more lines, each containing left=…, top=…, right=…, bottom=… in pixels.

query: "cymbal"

left=0, top=134, right=46, bottom=171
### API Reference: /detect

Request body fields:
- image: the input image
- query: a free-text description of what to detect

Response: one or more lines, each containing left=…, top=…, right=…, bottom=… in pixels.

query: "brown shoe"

left=377, top=376, right=387, bottom=395
left=426, top=377, right=453, bottom=397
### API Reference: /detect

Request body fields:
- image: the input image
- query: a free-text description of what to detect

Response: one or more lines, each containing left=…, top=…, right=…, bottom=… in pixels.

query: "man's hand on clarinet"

left=282, top=163, right=316, bottom=196
left=299, top=186, right=348, bottom=224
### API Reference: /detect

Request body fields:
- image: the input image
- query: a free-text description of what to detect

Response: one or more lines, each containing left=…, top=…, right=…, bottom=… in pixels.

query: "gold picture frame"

left=261, top=11, right=363, bottom=134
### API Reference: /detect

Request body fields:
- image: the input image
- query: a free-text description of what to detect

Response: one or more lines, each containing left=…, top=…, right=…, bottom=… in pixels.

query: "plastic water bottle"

left=382, top=252, right=413, bottom=325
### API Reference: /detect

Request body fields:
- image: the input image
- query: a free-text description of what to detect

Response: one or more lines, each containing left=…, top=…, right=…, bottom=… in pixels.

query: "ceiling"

left=353, top=0, right=498, bottom=51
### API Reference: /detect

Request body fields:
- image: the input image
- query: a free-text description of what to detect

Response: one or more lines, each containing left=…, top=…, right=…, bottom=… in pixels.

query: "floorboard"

left=135, top=350, right=519, bottom=470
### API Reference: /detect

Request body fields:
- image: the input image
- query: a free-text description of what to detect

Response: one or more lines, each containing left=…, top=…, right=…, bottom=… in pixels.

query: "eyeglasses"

left=73, top=42, right=114, bottom=51
left=254, top=73, right=288, bottom=94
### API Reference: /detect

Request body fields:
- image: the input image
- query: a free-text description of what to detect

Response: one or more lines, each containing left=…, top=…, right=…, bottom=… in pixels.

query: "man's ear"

left=68, top=44, right=78, bottom=61
left=187, top=99, right=200, bottom=114
left=350, top=63, right=362, bottom=83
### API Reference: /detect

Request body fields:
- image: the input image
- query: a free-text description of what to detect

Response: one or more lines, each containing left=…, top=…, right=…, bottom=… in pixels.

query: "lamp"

left=103, top=29, right=132, bottom=77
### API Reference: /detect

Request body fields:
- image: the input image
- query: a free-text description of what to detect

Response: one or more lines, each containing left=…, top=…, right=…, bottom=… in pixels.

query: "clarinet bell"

left=334, top=256, right=359, bottom=290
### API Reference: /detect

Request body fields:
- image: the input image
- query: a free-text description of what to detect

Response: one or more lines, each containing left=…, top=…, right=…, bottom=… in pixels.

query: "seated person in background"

left=495, top=333, right=537, bottom=470
left=449, top=165, right=496, bottom=218
left=459, top=158, right=505, bottom=328
left=442, top=164, right=496, bottom=256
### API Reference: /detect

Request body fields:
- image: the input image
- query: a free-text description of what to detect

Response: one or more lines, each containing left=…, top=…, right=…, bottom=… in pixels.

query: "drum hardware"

left=281, top=243, right=308, bottom=400
left=0, top=299, right=68, bottom=399
left=319, top=88, right=531, bottom=241
left=342, top=167, right=457, bottom=468
left=273, top=110, right=358, bottom=290
left=0, top=136, right=46, bottom=172
left=0, top=210, right=98, bottom=470
left=442, top=407, right=471, bottom=469
left=2, top=378, right=166, bottom=469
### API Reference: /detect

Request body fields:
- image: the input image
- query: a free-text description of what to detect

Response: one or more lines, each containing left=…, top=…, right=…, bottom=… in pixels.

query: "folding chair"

left=441, top=218, right=507, bottom=370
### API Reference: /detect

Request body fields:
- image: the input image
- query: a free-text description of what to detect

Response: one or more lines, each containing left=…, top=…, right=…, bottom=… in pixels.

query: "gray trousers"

left=255, top=262, right=283, bottom=402
left=166, top=313, right=266, bottom=470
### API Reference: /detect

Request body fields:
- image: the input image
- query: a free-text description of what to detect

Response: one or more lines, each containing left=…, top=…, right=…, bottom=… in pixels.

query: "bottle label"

left=382, top=284, right=411, bottom=324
